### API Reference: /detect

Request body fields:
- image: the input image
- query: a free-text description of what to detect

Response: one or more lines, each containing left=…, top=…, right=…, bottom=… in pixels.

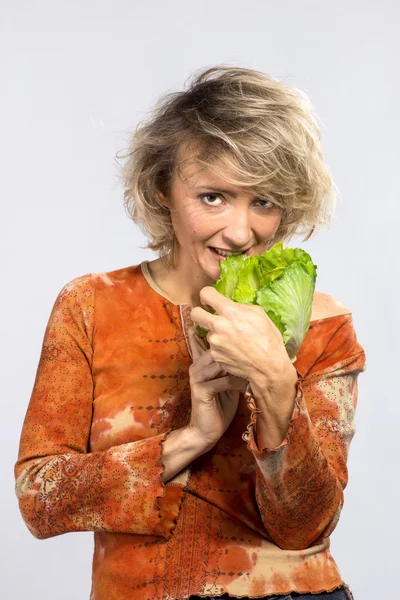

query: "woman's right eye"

left=199, top=193, right=223, bottom=206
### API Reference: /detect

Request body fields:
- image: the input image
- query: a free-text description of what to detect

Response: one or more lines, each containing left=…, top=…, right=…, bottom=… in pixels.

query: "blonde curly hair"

left=116, top=65, right=336, bottom=269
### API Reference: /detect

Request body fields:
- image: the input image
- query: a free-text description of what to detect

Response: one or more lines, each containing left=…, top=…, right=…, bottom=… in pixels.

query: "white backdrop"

left=2, top=1, right=398, bottom=598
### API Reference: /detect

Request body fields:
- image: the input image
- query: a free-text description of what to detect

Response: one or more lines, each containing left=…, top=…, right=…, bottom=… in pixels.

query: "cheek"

left=269, top=211, right=283, bottom=232
left=185, top=207, right=213, bottom=237
left=256, top=212, right=282, bottom=243
left=171, top=205, right=208, bottom=239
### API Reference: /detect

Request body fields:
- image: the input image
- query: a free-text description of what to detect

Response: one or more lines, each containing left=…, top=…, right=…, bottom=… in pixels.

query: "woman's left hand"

left=190, top=286, right=296, bottom=396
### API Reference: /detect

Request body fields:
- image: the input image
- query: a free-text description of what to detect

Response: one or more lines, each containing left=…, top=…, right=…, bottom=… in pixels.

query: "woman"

left=14, top=66, right=366, bottom=600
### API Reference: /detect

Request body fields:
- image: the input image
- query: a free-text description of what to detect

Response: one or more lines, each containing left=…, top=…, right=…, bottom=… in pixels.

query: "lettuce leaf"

left=256, top=262, right=315, bottom=359
left=214, top=253, right=248, bottom=298
left=196, top=242, right=317, bottom=359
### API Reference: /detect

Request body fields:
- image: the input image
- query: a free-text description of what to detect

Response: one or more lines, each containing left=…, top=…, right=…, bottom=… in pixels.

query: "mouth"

left=209, top=246, right=251, bottom=260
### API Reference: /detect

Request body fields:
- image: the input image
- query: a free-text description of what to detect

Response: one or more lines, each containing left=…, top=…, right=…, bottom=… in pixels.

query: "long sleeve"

left=242, top=315, right=366, bottom=551
left=14, top=275, right=180, bottom=540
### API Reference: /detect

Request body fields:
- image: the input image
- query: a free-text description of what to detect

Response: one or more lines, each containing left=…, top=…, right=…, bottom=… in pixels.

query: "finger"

left=201, top=374, right=249, bottom=395
left=190, top=305, right=217, bottom=333
left=219, top=376, right=248, bottom=393
left=199, top=286, right=235, bottom=316
left=187, top=326, right=207, bottom=360
left=187, top=326, right=211, bottom=360
left=193, top=327, right=209, bottom=352
left=190, top=359, right=225, bottom=384
left=189, top=348, right=220, bottom=375
left=233, top=376, right=249, bottom=393
left=218, top=378, right=248, bottom=410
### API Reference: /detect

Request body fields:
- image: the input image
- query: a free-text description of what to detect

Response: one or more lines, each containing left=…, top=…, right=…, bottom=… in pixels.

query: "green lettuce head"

left=196, top=242, right=317, bottom=361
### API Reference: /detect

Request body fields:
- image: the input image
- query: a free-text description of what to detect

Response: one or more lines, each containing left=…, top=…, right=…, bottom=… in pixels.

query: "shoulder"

left=58, top=265, right=141, bottom=297
left=50, top=274, right=95, bottom=326
left=57, top=272, right=93, bottom=297
left=49, top=265, right=142, bottom=331
left=295, top=292, right=366, bottom=378
left=90, top=265, right=142, bottom=289
left=311, top=291, right=352, bottom=322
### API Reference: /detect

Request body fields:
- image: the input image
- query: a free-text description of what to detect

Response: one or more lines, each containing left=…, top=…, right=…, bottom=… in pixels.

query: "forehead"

left=174, top=157, right=251, bottom=195
left=172, top=140, right=272, bottom=198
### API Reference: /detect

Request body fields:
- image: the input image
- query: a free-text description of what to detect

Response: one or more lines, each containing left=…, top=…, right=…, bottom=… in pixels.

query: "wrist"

left=161, top=426, right=212, bottom=484
left=250, top=369, right=299, bottom=451
left=249, top=364, right=298, bottom=401
left=184, top=425, right=215, bottom=455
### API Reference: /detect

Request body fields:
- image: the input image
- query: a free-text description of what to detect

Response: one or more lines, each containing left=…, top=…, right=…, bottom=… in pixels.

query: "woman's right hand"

left=186, top=326, right=248, bottom=449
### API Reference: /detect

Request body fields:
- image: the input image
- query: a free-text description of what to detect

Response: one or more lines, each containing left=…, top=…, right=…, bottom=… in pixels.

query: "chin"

left=199, top=254, right=220, bottom=280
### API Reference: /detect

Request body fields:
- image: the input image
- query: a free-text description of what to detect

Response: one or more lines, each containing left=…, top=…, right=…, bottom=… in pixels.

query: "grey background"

left=2, top=1, right=398, bottom=598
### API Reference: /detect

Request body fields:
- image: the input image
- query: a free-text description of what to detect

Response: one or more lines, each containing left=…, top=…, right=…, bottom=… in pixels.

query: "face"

left=161, top=161, right=283, bottom=284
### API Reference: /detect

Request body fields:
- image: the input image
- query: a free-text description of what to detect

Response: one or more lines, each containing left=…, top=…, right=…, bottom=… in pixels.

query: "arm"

left=161, top=426, right=210, bottom=483
left=242, top=315, right=366, bottom=550
left=14, top=275, right=204, bottom=540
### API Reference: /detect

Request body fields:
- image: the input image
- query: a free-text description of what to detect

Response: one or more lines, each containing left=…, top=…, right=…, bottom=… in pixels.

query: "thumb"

left=230, top=376, right=249, bottom=393
left=187, top=326, right=208, bottom=360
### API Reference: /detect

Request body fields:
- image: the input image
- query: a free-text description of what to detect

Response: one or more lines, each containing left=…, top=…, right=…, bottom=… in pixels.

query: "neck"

left=147, top=253, right=215, bottom=307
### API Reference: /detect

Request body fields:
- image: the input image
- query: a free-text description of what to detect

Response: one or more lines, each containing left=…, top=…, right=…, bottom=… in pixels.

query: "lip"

left=209, top=246, right=251, bottom=254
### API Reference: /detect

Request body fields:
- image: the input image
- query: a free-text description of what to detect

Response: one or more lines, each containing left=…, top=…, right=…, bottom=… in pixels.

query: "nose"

left=221, top=205, right=252, bottom=250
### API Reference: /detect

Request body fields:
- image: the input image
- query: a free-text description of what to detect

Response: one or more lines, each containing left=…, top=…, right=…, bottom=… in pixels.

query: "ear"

left=156, top=189, right=170, bottom=209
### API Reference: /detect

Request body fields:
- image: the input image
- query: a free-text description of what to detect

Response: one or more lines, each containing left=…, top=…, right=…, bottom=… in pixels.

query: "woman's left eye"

left=256, top=198, right=275, bottom=209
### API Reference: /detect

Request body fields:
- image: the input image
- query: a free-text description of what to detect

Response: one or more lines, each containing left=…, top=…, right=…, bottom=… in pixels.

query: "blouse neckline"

left=139, top=260, right=352, bottom=327
left=140, top=260, right=190, bottom=308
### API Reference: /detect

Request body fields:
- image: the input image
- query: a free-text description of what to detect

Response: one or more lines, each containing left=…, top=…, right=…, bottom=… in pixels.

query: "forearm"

left=249, top=367, right=298, bottom=451
left=253, top=432, right=343, bottom=550
left=16, top=433, right=173, bottom=539
left=15, top=429, right=208, bottom=540
left=242, top=370, right=359, bottom=550
left=161, top=426, right=211, bottom=483
left=255, top=407, right=295, bottom=450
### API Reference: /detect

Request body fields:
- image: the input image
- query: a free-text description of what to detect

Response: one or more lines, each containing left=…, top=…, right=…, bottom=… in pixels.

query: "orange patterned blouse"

left=14, top=263, right=366, bottom=600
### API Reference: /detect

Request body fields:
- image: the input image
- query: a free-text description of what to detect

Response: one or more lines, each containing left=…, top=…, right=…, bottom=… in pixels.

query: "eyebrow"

left=192, top=186, right=240, bottom=198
